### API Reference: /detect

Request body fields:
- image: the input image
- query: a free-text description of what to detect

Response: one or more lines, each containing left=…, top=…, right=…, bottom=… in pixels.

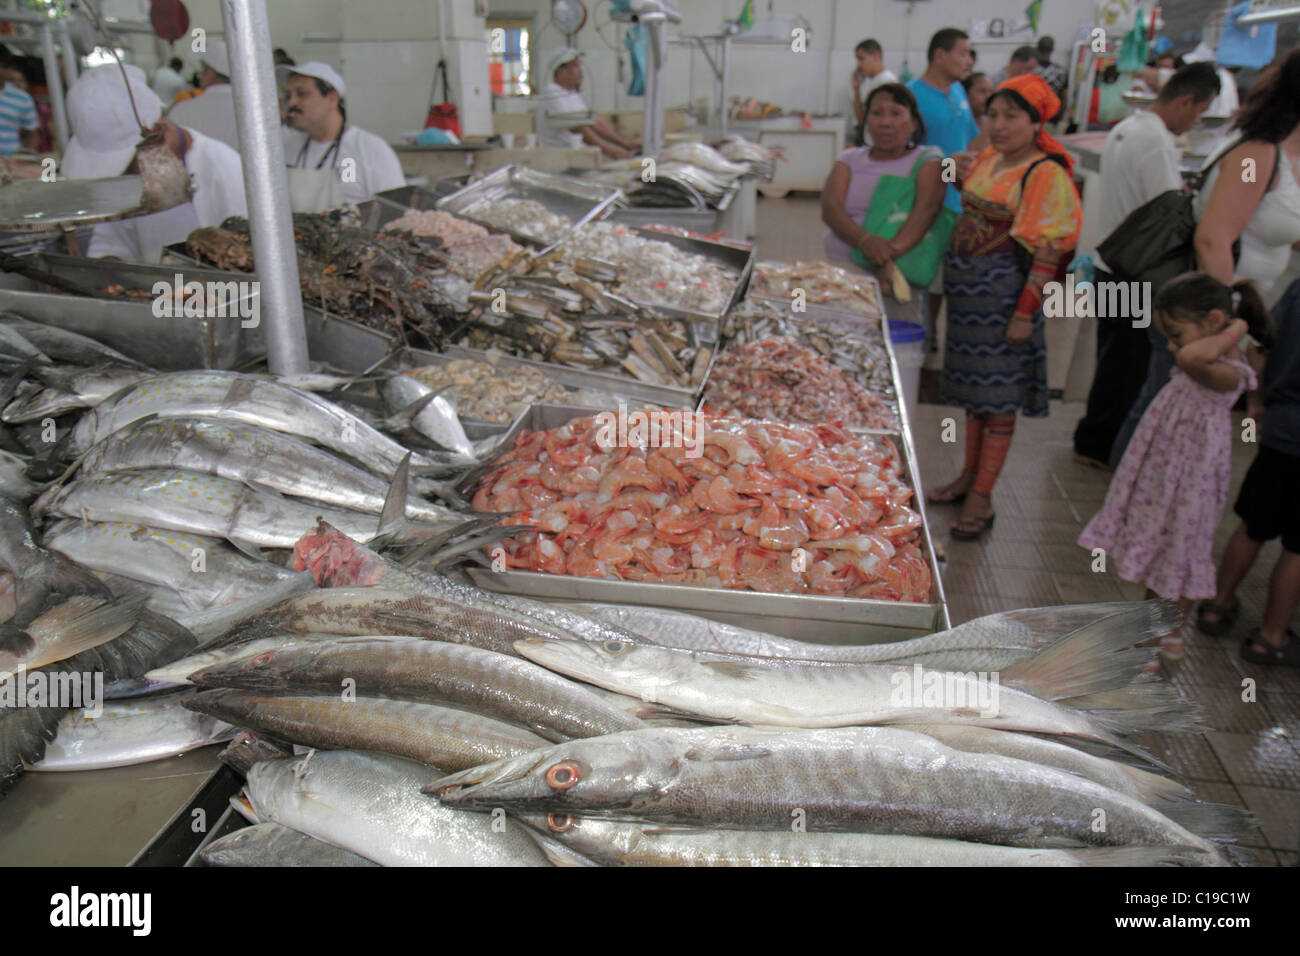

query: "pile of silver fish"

left=134, top=523, right=1250, bottom=867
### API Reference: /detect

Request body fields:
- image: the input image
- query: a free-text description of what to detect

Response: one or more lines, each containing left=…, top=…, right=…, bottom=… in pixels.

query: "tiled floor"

left=757, top=194, right=1300, bottom=867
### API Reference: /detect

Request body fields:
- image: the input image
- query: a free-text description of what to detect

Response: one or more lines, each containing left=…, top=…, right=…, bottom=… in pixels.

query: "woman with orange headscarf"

left=926, top=73, right=1082, bottom=539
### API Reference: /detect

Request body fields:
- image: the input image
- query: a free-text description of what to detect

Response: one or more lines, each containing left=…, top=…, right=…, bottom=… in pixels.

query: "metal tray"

left=438, top=165, right=623, bottom=249
left=0, top=253, right=264, bottom=369
left=464, top=404, right=946, bottom=640
left=0, top=176, right=147, bottom=232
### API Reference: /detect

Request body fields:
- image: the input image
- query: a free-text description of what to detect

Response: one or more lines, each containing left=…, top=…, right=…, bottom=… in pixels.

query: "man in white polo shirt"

left=535, top=47, right=640, bottom=158
left=1073, top=63, right=1221, bottom=468
left=280, top=61, right=405, bottom=209
left=62, top=64, right=248, bottom=264
left=167, top=40, right=239, bottom=149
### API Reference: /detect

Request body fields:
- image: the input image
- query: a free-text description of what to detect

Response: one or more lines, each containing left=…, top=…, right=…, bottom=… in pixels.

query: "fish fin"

left=1153, top=800, right=1259, bottom=847
left=21, top=593, right=145, bottom=668
left=0, top=359, right=33, bottom=419
left=1001, top=601, right=1181, bottom=700
left=698, top=660, right=764, bottom=681
left=634, top=704, right=739, bottom=725
left=1123, top=765, right=1195, bottom=805
left=1063, top=846, right=1223, bottom=867
left=683, top=743, right=772, bottom=761
left=0, top=623, right=36, bottom=659
left=1062, top=678, right=1189, bottom=714
left=1084, top=698, right=1206, bottom=737
left=525, top=831, right=601, bottom=867
left=370, top=452, right=411, bottom=549
left=383, top=386, right=450, bottom=433
left=227, top=536, right=268, bottom=562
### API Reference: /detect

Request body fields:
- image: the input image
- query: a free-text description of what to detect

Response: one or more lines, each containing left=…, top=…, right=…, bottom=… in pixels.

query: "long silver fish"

left=0, top=315, right=152, bottom=370
left=200, top=822, right=379, bottom=867
left=511, top=622, right=1191, bottom=751
left=246, top=750, right=550, bottom=866
left=186, top=690, right=549, bottom=771
left=67, top=370, right=441, bottom=475
left=74, top=418, right=457, bottom=524
left=3, top=367, right=155, bottom=423
left=43, top=520, right=306, bottom=614
left=431, top=726, right=1232, bottom=862
left=186, top=636, right=646, bottom=742
left=517, top=814, right=1209, bottom=867
left=28, top=691, right=236, bottom=771
left=382, top=375, right=476, bottom=460
left=35, top=469, right=453, bottom=553
left=145, top=633, right=363, bottom=686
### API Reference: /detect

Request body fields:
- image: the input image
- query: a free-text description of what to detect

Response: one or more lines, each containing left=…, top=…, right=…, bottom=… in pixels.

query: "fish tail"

left=1125, top=765, right=1195, bottom=804
left=1063, top=845, right=1228, bottom=867
left=19, top=592, right=145, bottom=666
left=1153, top=799, right=1259, bottom=847
left=11, top=553, right=115, bottom=628
left=1001, top=601, right=1181, bottom=700
left=1086, top=699, right=1206, bottom=738
left=219, top=730, right=294, bottom=776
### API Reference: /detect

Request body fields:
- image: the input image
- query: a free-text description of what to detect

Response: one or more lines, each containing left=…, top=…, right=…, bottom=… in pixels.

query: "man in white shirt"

left=152, top=57, right=189, bottom=108
left=280, top=61, right=405, bottom=207
left=62, top=64, right=248, bottom=264
left=535, top=48, right=640, bottom=158
left=1073, top=63, right=1221, bottom=467
left=850, top=39, right=898, bottom=146
left=167, top=40, right=239, bottom=150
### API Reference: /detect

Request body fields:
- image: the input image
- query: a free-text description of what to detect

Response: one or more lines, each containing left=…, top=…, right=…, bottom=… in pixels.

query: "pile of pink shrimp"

left=471, top=415, right=931, bottom=602
left=703, top=338, right=900, bottom=430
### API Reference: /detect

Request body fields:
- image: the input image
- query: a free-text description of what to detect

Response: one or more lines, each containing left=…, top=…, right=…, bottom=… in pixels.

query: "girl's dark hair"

left=986, top=87, right=1041, bottom=123
left=1233, top=47, right=1300, bottom=143
left=863, top=82, right=926, bottom=146
left=961, top=71, right=987, bottom=94
left=1154, top=272, right=1275, bottom=349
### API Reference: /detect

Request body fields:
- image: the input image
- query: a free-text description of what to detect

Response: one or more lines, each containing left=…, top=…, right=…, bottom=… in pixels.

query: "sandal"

left=950, top=513, right=996, bottom=540
left=1239, top=628, right=1300, bottom=667
left=1196, top=599, right=1240, bottom=637
left=927, top=472, right=975, bottom=505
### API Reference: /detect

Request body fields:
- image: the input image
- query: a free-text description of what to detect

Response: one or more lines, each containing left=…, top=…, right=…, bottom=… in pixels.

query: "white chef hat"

left=546, top=47, right=583, bottom=78
left=276, top=61, right=346, bottom=97
left=62, top=64, right=162, bottom=180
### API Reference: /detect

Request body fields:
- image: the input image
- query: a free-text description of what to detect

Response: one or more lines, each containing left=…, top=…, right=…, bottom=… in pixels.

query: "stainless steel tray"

left=0, top=176, right=146, bottom=232
left=0, top=253, right=264, bottom=369
left=465, top=404, right=946, bottom=639
left=438, top=165, right=623, bottom=249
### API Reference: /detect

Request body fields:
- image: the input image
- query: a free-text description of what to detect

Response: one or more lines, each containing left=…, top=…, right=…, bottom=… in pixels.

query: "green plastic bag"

left=850, top=151, right=956, bottom=288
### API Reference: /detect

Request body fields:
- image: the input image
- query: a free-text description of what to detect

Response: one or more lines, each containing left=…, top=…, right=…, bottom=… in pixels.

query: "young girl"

left=1078, top=273, right=1273, bottom=662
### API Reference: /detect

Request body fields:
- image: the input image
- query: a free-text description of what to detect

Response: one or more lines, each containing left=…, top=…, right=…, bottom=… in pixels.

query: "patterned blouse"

left=960, top=147, right=1082, bottom=254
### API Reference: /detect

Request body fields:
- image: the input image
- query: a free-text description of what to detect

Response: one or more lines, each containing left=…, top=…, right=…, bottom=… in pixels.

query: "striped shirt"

left=0, top=83, right=38, bottom=155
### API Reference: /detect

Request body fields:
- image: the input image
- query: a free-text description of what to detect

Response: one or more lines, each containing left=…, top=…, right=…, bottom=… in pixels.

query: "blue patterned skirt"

left=940, top=249, right=1049, bottom=418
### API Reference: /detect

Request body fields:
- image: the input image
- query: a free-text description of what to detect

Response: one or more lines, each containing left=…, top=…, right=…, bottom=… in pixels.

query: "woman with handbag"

left=821, top=83, right=948, bottom=326
left=926, top=73, right=1082, bottom=539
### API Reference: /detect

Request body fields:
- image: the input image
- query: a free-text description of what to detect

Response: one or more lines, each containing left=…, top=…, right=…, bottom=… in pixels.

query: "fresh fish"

left=3, top=366, right=154, bottom=423
left=0, top=450, right=37, bottom=500
left=0, top=594, right=144, bottom=674
left=519, top=814, right=1209, bottom=867
left=509, top=629, right=1190, bottom=754
left=43, top=520, right=307, bottom=614
left=187, top=636, right=646, bottom=742
left=34, top=469, right=450, bottom=554
left=186, top=690, right=549, bottom=771
left=200, top=822, right=379, bottom=867
left=246, top=750, right=550, bottom=866
left=67, top=370, right=442, bottom=476
left=0, top=325, right=51, bottom=365
left=0, top=493, right=111, bottom=628
left=28, top=691, right=236, bottom=771
left=171, top=575, right=317, bottom=647
left=432, top=726, right=1232, bottom=862
left=73, top=417, right=457, bottom=525
left=382, top=375, right=476, bottom=460
left=566, top=600, right=1174, bottom=670
left=0, top=316, right=153, bottom=370
left=145, top=634, right=359, bottom=687
left=1, top=608, right=196, bottom=794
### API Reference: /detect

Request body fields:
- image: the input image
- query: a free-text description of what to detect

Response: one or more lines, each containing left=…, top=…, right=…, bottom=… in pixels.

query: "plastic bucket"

left=887, top=319, right=926, bottom=425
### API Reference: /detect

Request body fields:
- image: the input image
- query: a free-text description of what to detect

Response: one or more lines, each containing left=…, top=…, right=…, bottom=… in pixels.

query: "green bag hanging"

left=849, top=149, right=957, bottom=288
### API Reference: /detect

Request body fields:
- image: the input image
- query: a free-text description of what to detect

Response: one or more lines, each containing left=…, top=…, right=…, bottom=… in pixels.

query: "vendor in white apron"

left=61, top=64, right=248, bottom=264
left=279, top=62, right=405, bottom=212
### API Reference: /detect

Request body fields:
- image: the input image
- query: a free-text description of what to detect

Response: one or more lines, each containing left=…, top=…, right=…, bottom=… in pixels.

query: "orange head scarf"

left=994, top=73, right=1074, bottom=175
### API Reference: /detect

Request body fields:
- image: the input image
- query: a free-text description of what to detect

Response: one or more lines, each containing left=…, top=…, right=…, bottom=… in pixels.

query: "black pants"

left=1072, top=270, right=1152, bottom=462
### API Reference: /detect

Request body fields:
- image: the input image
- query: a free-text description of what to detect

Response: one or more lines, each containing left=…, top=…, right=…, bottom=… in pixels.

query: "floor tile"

left=1052, top=571, right=1123, bottom=604
left=1189, top=686, right=1281, bottom=734
left=1133, top=732, right=1228, bottom=783
left=1236, top=785, right=1300, bottom=851
left=1206, top=731, right=1300, bottom=790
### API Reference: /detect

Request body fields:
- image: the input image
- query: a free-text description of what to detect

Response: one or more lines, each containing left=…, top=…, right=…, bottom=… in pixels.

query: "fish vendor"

left=535, top=47, right=641, bottom=160
left=279, top=61, right=406, bottom=212
left=61, top=65, right=248, bottom=265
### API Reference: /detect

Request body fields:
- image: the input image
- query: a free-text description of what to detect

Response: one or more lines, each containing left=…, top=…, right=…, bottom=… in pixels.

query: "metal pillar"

left=221, top=0, right=310, bottom=375
left=40, top=22, right=69, bottom=150
left=58, top=18, right=79, bottom=83
left=641, top=12, right=668, bottom=154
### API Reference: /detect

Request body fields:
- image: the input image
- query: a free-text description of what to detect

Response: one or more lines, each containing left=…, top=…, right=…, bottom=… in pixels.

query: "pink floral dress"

left=1078, top=357, right=1256, bottom=600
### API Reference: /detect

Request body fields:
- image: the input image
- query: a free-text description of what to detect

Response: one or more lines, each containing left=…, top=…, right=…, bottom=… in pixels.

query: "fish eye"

left=602, top=640, right=627, bottom=654
left=545, top=760, right=582, bottom=790
left=252, top=652, right=274, bottom=666
left=547, top=813, right=576, bottom=832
